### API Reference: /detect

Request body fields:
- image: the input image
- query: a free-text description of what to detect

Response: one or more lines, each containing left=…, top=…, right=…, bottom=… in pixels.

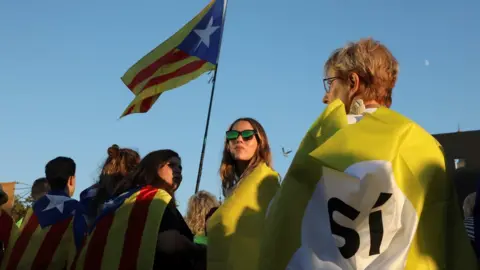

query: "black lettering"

left=328, top=193, right=393, bottom=258
left=328, top=198, right=360, bottom=259
left=369, top=193, right=392, bottom=255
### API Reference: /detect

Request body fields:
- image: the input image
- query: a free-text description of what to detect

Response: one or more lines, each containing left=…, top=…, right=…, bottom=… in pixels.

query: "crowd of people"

left=0, top=37, right=478, bottom=269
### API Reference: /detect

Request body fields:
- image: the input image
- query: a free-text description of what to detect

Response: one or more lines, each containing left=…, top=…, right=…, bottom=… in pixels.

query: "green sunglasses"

left=226, top=130, right=257, bottom=141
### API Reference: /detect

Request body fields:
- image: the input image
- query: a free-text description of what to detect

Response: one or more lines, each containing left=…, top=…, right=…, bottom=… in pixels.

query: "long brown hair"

left=90, top=144, right=140, bottom=215
left=219, top=117, right=272, bottom=195
left=113, top=149, right=180, bottom=197
left=185, top=190, right=220, bottom=235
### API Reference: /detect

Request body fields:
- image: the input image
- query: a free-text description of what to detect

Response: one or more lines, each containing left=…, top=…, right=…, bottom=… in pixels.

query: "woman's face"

left=157, top=156, right=182, bottom=193
left=227, top=120, right=258, bottom=162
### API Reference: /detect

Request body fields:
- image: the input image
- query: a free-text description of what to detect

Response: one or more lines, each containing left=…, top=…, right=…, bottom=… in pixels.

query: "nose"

left=322, top=93, right=329, bottom=104
left=235, top=135, right=244, bottom=143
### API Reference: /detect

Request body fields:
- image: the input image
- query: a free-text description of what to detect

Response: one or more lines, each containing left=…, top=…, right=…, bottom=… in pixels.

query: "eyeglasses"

left=323, top=77, right=340, bottom=93
left=226, top=130, right=257, bottom=141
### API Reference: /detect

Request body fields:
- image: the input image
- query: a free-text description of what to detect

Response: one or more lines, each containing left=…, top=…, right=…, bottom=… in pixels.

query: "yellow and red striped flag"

left=2, top=192, right=85, bottom=270
left=0, top=210, right=18, bottom=268
left=120, top=0, right=227, bottom=117
left=71, top=186, right=171, bottom=270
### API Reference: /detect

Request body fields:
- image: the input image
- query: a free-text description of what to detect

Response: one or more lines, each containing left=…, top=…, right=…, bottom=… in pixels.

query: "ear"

left=69, top=175, right=76, bottom=187
left=68, top=176, right=76, bottom=196
left=348, top=73, right=361, bottom=96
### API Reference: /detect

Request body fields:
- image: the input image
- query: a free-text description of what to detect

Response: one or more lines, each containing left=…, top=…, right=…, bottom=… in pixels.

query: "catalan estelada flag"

left=71, top=185, right=171, bottom=270
left=120, top=0, right=227, bottom=118
left=259, top=99, right=477, bottom=270
left=0, top=210, right=18, bottom=268
left=78, top=184, right=99, bottom=227
left=2, top=191, right=86, bottom=270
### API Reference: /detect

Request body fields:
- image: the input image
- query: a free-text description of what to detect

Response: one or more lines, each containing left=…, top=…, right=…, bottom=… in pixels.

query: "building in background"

left=433, top=130, right=480, bottom=208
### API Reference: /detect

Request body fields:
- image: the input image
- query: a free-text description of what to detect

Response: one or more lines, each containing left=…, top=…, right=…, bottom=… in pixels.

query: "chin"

left=235, top=155, right=253, bottom=162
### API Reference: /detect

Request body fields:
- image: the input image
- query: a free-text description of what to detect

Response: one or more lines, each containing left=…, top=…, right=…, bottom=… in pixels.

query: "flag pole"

left=194, top=0, right=228, bottom=194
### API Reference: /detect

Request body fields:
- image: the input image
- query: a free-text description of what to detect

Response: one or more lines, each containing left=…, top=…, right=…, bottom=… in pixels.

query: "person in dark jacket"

left=72, top=149, right=205, bottom=270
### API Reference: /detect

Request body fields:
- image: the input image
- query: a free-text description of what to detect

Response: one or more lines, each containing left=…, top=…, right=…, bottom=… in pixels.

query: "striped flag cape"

left=0, top=210, right=17, bottom=268
left=79, top=184, right=98, bottom=208
left=71, top=185, right=172, bottom=270
left=78, top=184, right=99, bottom=226
left=2, top=191, right=86, bottom=270
left=120, top=0, right=227, bottom=117
left=259, top=99, right=477, bottom=270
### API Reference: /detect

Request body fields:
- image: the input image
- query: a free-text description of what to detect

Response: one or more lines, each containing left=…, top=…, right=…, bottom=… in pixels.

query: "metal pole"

left=194, top=0, right=229, bottom=193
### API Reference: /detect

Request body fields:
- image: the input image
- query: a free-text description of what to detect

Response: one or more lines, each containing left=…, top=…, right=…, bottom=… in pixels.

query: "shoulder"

left=371, top=108, right=440, bottom=152
left=160, top=200, right=193, bottom=239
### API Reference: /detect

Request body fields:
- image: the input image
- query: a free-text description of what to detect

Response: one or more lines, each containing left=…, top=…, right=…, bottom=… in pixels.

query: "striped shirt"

left=464, top=216, right=475, bottom=241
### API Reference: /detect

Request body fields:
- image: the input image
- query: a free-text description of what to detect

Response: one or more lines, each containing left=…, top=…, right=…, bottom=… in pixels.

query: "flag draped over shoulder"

left=207, top=162, right=279, bottom=270
left=72, top=185, right=171, bottom=270
left=0, top=210, right=18, bottom=268
left=2, top=191, right=85, bottom=270
left=259, top=99, right=477, bottom=270
left=120, top=0, right=227, bottom=117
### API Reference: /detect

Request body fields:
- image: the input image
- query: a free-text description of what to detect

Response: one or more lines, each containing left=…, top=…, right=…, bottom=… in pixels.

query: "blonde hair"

left=219, top=117, right=272, bottom=196
left=463, top=192, right=476, bottom=218
left=185, top=190, right=220, bottom=235
left=324, top=37, right=399, bottom=107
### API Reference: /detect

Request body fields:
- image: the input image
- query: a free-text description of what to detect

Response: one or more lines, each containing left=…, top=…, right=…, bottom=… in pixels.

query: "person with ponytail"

left=72, top=150, right=205, bottom=270
left=79, top=144, right=140, bottom=225
left=207, top=117, right=280, bottom=270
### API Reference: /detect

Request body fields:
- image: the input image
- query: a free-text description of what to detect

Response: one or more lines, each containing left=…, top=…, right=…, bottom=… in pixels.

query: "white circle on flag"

left=287, top=160, right=418, bottom=270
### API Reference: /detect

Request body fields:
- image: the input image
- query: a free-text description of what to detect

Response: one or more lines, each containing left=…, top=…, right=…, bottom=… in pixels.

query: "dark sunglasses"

left=226, top=130, right=257, bottom=141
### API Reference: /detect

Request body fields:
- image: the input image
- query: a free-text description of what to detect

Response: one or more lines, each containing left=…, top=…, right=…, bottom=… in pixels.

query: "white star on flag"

left=102, top=199, right=116, bottom=211
left=194, top=17, right=220, bottom=51
left=42, top=194, right=73, bottom=213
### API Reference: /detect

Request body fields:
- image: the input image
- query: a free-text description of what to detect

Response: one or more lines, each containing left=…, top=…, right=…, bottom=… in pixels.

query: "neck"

left=364, top=100, right=381, bottom=108
left=235, top=160, right=250, bottom=177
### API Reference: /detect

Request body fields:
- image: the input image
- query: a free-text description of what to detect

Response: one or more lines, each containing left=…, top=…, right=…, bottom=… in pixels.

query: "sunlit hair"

left=463, top=192, right=476, bottom=218
left=90, top=144, right=140, bottom=215
left=185, top=190, right=220, bottom=235
left=113, top=149, right=180, bottom=198
left=324, top=37, right=399, bottom=107
left=219, top=117, right=272, bottom=195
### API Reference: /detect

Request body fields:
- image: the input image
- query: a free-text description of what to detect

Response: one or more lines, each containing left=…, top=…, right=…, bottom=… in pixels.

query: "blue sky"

left=1, top=0, right=478, bottom=213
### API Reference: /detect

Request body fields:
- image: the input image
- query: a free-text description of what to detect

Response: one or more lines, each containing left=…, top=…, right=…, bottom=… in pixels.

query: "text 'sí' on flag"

left=120, top=0, right=227, bottom=118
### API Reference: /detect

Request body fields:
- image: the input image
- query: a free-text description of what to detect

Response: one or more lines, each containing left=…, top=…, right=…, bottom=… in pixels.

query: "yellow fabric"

left=19, top=208, right=33, bottom=231
left=121, top=1, right=215, bottom=93
left=73, top=188, right=171, bottom=270
left=0, top=211, right=18, bottom=270
left=207, top=162, right=279, bottom=270
left=258, top=99, right=477, bottom=270
left=2, top=216, right=74, bottom=270
left=119, top=0, right=218, bottom=118
left=120, top=60, right=215, bottom=117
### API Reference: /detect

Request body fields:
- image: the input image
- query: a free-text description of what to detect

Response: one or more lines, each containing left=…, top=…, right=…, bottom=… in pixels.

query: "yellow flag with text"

left=207, top=162, right=279, bottom=270
left=259, top=99, right=477, bottom=270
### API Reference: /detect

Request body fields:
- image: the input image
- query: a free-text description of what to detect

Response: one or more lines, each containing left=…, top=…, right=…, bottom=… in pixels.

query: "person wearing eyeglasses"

left=321, top=39, right=393, bottom=119
left=259, top=38, right=476, bottom=270
left=207, top=117, right=280, bottom=270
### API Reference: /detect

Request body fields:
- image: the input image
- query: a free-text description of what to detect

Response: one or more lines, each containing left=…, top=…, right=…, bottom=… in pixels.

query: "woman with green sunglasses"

left=207, top=117, right=280, bottom=270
